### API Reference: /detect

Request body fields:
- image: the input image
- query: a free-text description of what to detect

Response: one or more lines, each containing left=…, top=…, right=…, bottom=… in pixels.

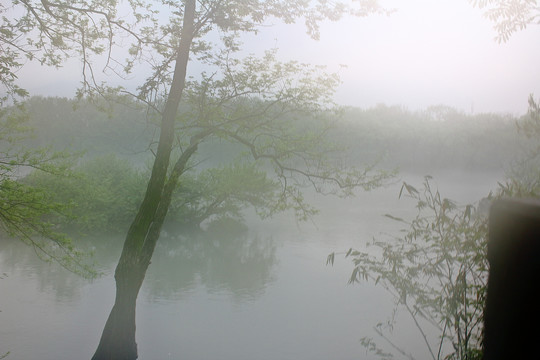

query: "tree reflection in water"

left=145, top=218, right=277, bottom=302
left=0, top=217, right=277, bottom=304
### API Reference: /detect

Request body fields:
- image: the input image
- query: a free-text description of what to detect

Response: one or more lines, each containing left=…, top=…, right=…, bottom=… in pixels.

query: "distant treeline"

left=332, top=104, right=519, bottom=172
left=20, top=96, right=156, bottom=163
left=20, top=97, right=520, bottom=173
left=6, top=96, right=522, bottom=233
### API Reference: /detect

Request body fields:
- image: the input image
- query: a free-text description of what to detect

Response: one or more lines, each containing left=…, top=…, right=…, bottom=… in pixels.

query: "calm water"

left=0, top=172, right=500, bottom=359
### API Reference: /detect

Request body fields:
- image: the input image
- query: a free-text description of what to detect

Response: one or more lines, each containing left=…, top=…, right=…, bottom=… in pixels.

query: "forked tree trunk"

left=91, top=2, right=196, bottom=359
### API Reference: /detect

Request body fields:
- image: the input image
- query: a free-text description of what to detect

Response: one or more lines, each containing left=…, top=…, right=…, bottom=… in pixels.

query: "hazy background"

left=2, top=1, right=539, bottom=359
left=15, top=0, right=540, bottom=115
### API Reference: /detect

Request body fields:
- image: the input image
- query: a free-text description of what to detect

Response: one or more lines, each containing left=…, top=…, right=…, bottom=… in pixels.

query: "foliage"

left=334, top=104, right=519, bottom=172
left=470, top=0, right=540, bottom=42
left=2, top=1, right=392, bottom=210
left=23, top=154, right=147, bottom=233
left=0, top=102, right=95, bottom=277
left=1, top=0, right=387, bottom=104
left=18, top=96, right=523, bottom=175
left=516, top=94, right=540, bottom=158
left=169, top=162, right=280, bottom=227
left=517, top=95, right=540, bottom=138
left=24, top=154, right=283, bottom=232
left=171, top=49, right=392, bottom=217
left=329, top=177, right=488, bottom=360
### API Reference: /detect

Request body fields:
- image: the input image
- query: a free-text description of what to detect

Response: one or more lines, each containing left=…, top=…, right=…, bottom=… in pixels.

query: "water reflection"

left=145, top=219, right=277, bottom=302
left=0, top=236, right=91, bottom=303
left=0, top=174, right=501, bottom=360
left=0, top=218, right=277, bottom=304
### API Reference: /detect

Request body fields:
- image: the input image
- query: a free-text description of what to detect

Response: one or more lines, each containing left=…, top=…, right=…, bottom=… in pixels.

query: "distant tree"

left=500, top=94, right=540, bottom=197
left=517, top=95, right=540, bottom=147
left=470, top=0, right=540, bottom=42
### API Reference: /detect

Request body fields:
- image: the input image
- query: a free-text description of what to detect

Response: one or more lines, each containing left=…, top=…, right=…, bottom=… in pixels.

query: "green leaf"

left=326, top=252, right=335, bottom=266
left=384, top=214, right=406, bottom=222
left=348, top=267, right=359, bottom=284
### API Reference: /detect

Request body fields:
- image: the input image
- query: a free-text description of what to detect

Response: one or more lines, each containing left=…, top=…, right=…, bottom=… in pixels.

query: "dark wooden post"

left=483, top=198, right=540, bottom=360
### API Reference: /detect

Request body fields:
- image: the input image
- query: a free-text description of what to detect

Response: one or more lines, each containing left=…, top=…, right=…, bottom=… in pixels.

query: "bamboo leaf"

left=326, top=252, right=335, bottom=266
left=348, top=267, right=359, bottom=284
left=384, top=214, right=406, bottom=223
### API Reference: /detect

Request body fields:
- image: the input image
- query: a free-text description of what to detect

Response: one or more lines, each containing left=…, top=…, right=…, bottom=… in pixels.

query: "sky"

left=15, top=0, right=540, bottom=115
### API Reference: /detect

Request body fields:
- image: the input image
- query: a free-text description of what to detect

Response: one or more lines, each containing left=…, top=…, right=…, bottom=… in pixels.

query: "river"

left=0, top=172, right=500, bottom=359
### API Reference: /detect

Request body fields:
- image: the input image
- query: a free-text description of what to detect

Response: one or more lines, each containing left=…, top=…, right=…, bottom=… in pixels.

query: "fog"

left=0, top=172, right=499, bottom=360
left=2, top=1, right=540, bottom=359
left=13, top=1, right=540, bottom=114
left=1, top=95, right=528, bottom=359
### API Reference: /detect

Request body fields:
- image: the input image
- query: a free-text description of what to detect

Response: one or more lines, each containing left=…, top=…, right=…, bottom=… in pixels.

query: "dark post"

left=483, top=198, right=540, bottom=360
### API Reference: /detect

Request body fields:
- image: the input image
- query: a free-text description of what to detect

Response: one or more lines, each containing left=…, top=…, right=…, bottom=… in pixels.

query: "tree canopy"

left=1, top=0, right=387, bottom=103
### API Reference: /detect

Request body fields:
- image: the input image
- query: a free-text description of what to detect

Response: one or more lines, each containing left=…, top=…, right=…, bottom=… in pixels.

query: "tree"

left=0, top=103, right=95, bottom=276
left=91, top=6, right=388, bottom=359
left=516, top=94, right=540, bottom=153
left=23, top=154, right=148, bottom=232
left=169, top=161, right=281, bottom=229
left=4, top=1, right=391, bottom=359
left=470, top=0, right=540, bottom=42
left=24, top=154, right=281, bottom=232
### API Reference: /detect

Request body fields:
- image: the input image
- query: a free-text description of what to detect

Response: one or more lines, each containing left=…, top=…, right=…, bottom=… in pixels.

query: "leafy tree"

left=169, top=161, right=280, bottom=229
left=25, top=155, right=281, bottom=232
left=24, top=154, right=147, bottom=232
left=4, top=1, right=393, bottom=359
left=0, top=103, right=95, bottom=277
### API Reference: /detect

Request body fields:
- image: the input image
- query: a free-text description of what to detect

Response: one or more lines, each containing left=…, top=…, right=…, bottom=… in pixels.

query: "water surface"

left=0, top=173, right=498, bottom=359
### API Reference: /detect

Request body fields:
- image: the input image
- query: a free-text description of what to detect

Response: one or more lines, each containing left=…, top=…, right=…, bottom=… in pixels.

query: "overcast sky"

left=16, top=0, right=540, bottom=115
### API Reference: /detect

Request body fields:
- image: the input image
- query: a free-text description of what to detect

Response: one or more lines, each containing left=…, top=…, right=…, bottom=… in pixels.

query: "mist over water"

left=1, top=98, right=514, bottom=359
left=0, top=171, right=498, bottom=360
left=2, top=0, right=537, bottom=357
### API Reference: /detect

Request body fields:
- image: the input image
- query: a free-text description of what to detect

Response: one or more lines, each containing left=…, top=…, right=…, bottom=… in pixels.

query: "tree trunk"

left=91, top=261, right=145, bottom=360
left=91, top=1, right=196, bottom=359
